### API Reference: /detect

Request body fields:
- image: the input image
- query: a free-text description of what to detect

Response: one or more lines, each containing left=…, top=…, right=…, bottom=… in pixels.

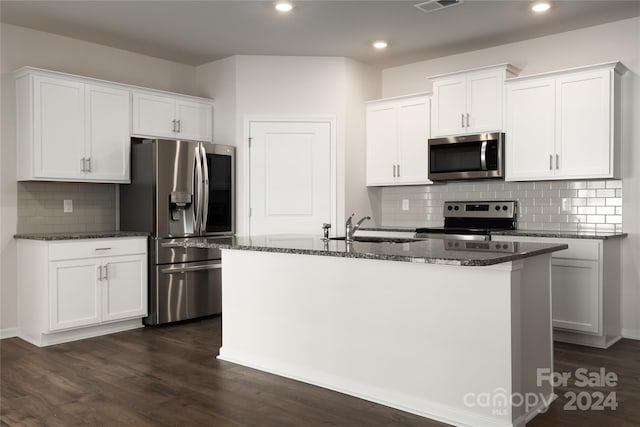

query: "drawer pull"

left=94, top=247, right=112, bottom=251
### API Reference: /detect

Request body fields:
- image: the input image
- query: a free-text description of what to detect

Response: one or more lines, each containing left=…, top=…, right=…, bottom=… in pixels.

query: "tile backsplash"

left=17, top=182, right=116, bottom=233
left=381, top=179, right=623, bottom=232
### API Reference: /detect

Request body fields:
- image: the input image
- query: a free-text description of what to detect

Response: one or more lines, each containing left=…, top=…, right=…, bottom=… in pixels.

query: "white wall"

left=195, top=55, right=380, bottom=236
left=0, top=23, right=198, bottom=332
left=381, top=17, right=640, bottom=338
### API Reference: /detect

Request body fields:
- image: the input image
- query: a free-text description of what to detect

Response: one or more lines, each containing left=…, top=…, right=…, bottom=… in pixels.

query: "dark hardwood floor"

left=1, top=316, right=639, bottom=426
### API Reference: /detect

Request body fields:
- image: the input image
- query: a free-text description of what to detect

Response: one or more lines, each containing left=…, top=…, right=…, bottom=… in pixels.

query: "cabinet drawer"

left=49, top=237, right=147, bottom=261
left=493, top=235, right=600, bottom=260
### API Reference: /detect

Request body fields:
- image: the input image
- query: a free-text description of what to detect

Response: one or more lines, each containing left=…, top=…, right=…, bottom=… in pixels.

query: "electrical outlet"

left=402, top=199, right=410, bottom=211
left=63, top=199, right=73, bottom=213
left=561, top=198, right=572, bottom=213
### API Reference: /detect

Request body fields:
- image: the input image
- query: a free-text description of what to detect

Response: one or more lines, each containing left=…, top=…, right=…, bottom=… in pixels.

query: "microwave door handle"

left=480, top=141, right=488, bottom=171
left=200, top=143, right=210, bottom=235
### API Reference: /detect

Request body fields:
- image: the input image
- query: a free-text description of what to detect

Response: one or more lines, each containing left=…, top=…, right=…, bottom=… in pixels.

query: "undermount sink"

left=329, top=236, right=421, bottom=244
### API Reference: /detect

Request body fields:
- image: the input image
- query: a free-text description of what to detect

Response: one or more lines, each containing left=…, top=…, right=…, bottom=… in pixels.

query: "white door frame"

left=243, top=116, right=338, bottom=236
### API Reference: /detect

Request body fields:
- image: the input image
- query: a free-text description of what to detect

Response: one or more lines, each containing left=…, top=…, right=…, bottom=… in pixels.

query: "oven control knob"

left=502, top=205, right=508, bottom=211
left=454, top=205, right=459, bottom=211
left=447, top=205, right=453, bottom=211
left=495, top=205, right=500, bottom=211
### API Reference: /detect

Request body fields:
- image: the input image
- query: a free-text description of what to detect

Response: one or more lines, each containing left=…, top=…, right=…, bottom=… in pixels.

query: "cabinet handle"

left=393, top=165, right=396, bottom=178
left=81, top=157, right=86, bottom=172
left=97, top=265, right=103, bottom=281
left=171, top=119, right=176, bottom=132
left=95, top=247, right=112, bottom=251
left=176, top=120, right=181, bottom=133
left=461, top=113, right=464, bottom=128
left=86, top=157, right=92, bottom=172
left=466, top=113, right=470, bottom=128
left=549, top=154, right=553, bottom=170
left=103, top=264, right=109, bottom=281
left=556, top=154, right=559, bottom=170
left=397, top=164, right=400, bottom=177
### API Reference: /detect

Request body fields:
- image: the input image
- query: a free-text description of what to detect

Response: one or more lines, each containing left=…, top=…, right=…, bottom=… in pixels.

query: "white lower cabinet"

left=18, top=237, right=147, bottom=347
left=492, top=235, right=621, bottom=348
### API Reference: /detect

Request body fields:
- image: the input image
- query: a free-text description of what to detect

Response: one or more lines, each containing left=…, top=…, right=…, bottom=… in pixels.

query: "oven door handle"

left=160, top=263, right=222, bottom=274
left=480, top=140, right=488, bottom=171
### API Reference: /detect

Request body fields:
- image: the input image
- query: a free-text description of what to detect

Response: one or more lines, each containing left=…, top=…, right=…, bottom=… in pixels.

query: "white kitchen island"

left=187, top=236, right=568, bottom=427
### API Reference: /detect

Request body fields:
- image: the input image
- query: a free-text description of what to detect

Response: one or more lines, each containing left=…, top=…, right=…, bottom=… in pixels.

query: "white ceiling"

left=1, top=0, right=639, bottom=69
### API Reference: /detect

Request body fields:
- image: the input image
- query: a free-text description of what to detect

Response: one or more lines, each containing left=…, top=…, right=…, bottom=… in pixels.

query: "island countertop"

left=184, top=235, right=568, bottom=267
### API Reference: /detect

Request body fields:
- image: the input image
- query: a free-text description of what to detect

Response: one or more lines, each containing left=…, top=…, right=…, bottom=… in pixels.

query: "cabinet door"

left=431, top=76, right=466, bottom=137
left=132, top=91, right=176, bottom=138
left=551, top=259, right=600, bottom=334
left=396, top=97, right=431, bottom=185
left=49, top=259, right=101, bottom=331
left=366, top=102, right=397, bottom=185
left=505, top=79, right=556, bottom=180
left=102, top=254, right=147, bottom=322
left=85, top=84, right=131, bottom=182
left=175, top=99, right=213, bottom=142
left=556, top=70, right=612, bottom=179
left=467, top=71, right=502, bottom=133
left=33, top=76, right=85, bottom=180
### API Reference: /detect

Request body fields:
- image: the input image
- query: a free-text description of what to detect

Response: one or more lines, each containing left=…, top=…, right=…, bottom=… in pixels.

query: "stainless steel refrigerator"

left=120, top=138, right=234, bottom=325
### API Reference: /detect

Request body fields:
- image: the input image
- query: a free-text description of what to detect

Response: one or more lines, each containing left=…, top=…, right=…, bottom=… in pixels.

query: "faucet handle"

left=345, top=213, right=355, bottom=225
left=322, top=223, right=331, bottom=241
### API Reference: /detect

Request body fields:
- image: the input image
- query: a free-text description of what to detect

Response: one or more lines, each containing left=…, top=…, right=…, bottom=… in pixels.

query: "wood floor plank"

left=2, top=316, right=639, bottom=426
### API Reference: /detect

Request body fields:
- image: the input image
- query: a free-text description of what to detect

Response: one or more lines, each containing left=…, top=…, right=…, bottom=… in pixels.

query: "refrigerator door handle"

left=194, top=144, right=203, bottom=234
left=200, top=143, right=210, bottom=235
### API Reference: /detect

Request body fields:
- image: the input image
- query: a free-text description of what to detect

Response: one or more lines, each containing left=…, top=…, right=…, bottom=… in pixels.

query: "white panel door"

left=431, top=76, right=466, bottom=137
left=34, top=76, right=85, bottom=180
left=85, top=84, right=131, bottom=182
left=366, top=103, right=397, bottom=185
left=467, top=71, right=502, bottom=133
left=49, top=259, right=101, bottom=331
left=556, top=70, right=612, bottom=178
left=102, top=255, right=147, bottom=322
left=250, top=121, right=331, bottom=235
left=176, top=99, right=213, bottom=142
left=505, top=79, right=556, bottom=180
left=397, top=97, right=430, bottom=185
left=132, top=91, right=175, bottom=138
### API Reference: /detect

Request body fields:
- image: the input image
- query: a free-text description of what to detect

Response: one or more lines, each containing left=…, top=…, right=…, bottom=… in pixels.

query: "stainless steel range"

left=415, top=201, right=517, bottom=241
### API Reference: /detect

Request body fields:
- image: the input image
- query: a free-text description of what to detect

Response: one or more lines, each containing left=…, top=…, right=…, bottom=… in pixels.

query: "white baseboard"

left=622, top=328, right=640, bottom=340
left=0, top=328, right=19, bottom=339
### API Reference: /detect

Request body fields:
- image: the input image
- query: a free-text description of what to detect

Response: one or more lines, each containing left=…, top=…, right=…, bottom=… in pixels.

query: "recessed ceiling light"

left=275, top=1, right=293, bottom=12
left=531, top=2, right=551, bottom=13
left=373, top=41, right=388, bottom=50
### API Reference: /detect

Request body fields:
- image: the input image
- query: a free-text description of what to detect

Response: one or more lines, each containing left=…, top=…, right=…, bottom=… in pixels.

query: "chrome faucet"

left=345, top=213, right=371, bottom=243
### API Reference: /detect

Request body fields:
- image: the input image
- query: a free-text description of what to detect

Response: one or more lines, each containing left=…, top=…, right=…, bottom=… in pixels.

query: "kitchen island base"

left=218, top=249, right=554, bottom=427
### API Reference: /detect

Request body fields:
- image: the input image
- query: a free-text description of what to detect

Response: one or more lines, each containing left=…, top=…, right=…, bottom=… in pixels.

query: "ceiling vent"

left=414, top=0, right=464, bottom=14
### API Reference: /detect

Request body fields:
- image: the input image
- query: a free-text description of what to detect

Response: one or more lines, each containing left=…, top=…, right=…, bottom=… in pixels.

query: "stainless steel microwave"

left=428, top=132, right=504, bottom=181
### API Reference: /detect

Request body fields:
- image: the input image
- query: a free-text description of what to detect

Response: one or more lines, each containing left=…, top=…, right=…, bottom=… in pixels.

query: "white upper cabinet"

left=132, top=91, right=213, bottom=142
left=16, top=68, right=131, bottom=183
left=505, top=62, right=625, bottom=181
left=366, top=94, right=431, bottom=186
left=430, top=64, right=518, bottom=137
left=85, top=84, right=131, bottom=182
left=505, top=78, right=556, bottom=180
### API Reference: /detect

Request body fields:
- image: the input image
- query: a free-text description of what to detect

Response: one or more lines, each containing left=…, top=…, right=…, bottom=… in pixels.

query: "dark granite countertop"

left=14, top=231, right=149, bottom=241
left=359, top=226, right=417, bottom=233
left=491, top=230, right=627, bottom=240
left=183, top=235, right=567, bottom=267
